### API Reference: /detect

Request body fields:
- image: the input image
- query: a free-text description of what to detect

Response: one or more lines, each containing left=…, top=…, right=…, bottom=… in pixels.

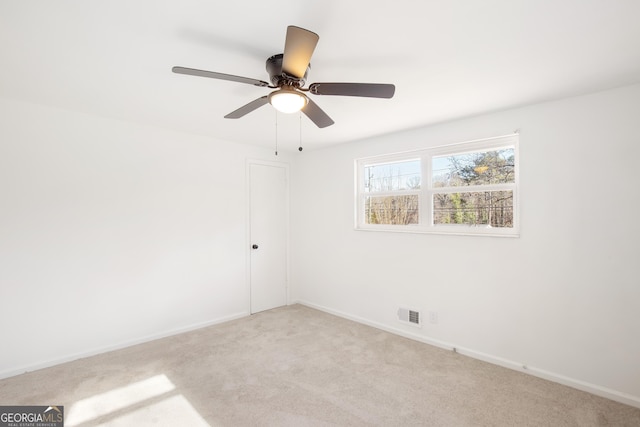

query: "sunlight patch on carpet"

left=64, top=374, right=210, bottom=426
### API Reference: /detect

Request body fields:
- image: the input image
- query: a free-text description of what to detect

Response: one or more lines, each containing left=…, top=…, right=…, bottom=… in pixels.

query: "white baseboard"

left=295, top=300, right=640, bottom=409
left=0, top=311, right=249, bottom=380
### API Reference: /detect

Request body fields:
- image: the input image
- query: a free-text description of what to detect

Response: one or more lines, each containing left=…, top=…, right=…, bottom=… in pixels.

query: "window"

left=363, top=158, right=421, bottom=225
left=355, top=134, right=519, bottom=236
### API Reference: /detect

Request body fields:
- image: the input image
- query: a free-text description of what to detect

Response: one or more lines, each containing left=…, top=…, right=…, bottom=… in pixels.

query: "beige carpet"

left=1, top=304, right=639, bottom=426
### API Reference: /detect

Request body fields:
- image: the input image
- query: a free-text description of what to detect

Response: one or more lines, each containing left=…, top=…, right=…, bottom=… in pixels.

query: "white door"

left=249, top=162, right=288, bottom=314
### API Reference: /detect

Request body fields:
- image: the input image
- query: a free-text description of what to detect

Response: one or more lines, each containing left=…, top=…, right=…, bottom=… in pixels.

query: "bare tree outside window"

left=364, top=160, right=420, bottom=225
left=365, top=195, right=419, bottom=225
left=432, top=149, right=514, bottom=228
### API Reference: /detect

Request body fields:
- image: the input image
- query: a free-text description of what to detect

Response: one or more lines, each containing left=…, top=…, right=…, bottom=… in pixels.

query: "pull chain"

left=274, top=111, right=278, bottom=156
left=298, top=111, right=303, bottom=152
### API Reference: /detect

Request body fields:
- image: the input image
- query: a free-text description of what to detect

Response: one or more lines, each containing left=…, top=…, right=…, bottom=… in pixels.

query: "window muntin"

left=356, top=135, right=519, bottom=236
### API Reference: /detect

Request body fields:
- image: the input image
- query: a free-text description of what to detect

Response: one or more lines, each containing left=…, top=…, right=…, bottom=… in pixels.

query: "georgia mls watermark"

left=0, top=406, right=63, bottom=427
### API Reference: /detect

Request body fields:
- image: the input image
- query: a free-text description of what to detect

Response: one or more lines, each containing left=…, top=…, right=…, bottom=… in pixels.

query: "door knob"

left=252, top=244, right=259, bottom=249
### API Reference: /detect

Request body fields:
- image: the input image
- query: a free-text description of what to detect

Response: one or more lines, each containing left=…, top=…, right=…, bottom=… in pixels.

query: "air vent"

left=397, top=307, right=422, bottom=327
left=409, top=310, right=420, bottom=325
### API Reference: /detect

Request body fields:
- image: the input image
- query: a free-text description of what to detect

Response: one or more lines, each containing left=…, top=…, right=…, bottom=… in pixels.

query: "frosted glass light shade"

left=268, top=89, right=308, bottom=113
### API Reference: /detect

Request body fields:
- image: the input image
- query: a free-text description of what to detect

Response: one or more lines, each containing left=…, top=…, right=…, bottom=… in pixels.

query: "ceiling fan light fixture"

left=173, top=26, right=395, bottom=127
left=268, top=89, right=308, bottom=114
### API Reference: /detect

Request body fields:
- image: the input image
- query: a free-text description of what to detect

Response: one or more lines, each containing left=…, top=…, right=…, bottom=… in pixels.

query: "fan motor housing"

left=266, top=54, right=309, bottom=87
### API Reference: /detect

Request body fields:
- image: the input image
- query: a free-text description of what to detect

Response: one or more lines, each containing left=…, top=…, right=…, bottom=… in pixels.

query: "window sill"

left=354, top=224, right=520, bottom=238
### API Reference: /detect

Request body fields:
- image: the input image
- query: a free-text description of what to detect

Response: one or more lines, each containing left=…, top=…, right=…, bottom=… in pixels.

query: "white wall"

left=0, top=98, right=288, bottom=377
left=290, top=84, right=640, bottom=407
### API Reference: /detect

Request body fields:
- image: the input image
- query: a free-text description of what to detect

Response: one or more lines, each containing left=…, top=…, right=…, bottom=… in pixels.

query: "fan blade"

left=172, top=66, right=269, bottom=87
left=309, top=82, right=395, bottom=98
left=224, top=96, right=269, bottom=119
left=302, top=98, right=334, bottom=128
left=282, top=26, right=319, bottom=79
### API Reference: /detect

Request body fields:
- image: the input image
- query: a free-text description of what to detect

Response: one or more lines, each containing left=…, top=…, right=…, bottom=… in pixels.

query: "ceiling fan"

left=172, top=26, right=395, bottom=128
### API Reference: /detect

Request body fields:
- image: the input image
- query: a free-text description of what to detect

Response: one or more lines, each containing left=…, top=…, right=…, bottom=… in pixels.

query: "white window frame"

left=355, top=134, right=519, bottom=237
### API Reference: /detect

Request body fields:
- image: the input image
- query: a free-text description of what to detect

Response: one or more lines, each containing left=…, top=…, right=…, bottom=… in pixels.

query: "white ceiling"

left=2, top=1, right=640, bottom=151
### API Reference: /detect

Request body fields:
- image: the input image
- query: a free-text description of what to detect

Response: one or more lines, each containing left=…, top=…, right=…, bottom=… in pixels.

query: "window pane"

left=433, top=191, right=513, bottom=228
left=432, top=148, right=514, bottom=187
left=364, top=160, right=421, bottom=192
left=365, top=195, right=419, bottom=225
